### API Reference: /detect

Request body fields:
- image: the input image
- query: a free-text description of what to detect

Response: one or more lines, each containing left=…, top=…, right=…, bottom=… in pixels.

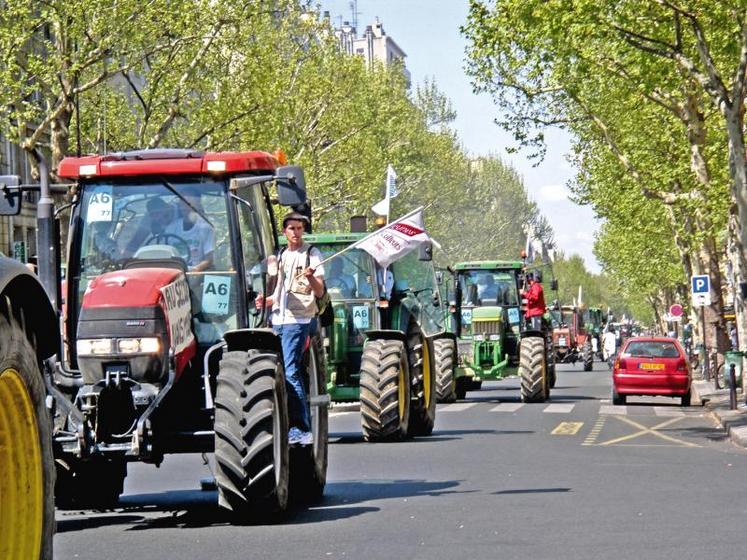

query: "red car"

left=612, top=337, right=691, bottom=406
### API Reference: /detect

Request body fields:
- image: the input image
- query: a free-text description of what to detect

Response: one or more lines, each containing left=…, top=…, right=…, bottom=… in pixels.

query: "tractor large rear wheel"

left=214, top=350, right=289, bottom=519
left=434, top=338, right=456, bottom=403
left=520, top=337, right=549, bottom=403
left=407, top=326, right=436, bottom=437
left=360, top=339, right=410, bottom=441
left=290, top=333, right=328, bottom=503
left=0, top=306, right=55, bottom=559
left=582, top=340, right=594, bottom=372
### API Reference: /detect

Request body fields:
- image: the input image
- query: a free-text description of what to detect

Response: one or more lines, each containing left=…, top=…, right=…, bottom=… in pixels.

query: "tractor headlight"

left=474, top=334, right=484, bottom=341
left=77, top=338, right=114, bottom=356
left=117, top=337, right=161, bottom=354
left=489, top=334, right=501, bottom=341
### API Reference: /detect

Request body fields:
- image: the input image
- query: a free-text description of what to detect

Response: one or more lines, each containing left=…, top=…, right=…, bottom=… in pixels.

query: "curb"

left=692, top=380, right=747, bottom=449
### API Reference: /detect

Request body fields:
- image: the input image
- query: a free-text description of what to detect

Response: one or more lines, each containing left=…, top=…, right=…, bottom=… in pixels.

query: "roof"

left=57, top=149, right=279, bottom=179
left=279, top=232, right=368, bottom=246
left=455, top=261, right=523, bottom=270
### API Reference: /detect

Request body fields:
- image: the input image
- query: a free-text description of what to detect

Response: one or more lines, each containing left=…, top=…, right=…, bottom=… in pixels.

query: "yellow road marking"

left=597, top=416, right=700, bottom=448
left=551, top=421, right=584, bottom=435
left=582, top=416, right=607, bottom=446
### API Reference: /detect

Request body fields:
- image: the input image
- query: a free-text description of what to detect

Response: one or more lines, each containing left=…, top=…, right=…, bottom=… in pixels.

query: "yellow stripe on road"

left=551, top=422, right=584, bottom=435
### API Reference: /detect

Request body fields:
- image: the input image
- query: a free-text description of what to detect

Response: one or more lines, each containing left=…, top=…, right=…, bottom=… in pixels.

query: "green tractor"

left=291, top=233, right=457, bottom=442
left=586, top=307, right=605, bottom=360
left=449, top=261, right=555, bottom=402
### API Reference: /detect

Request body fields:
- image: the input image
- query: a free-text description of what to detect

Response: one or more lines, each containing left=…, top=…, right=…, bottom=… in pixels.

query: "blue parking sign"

left=691, top=275, right=710, bottom=294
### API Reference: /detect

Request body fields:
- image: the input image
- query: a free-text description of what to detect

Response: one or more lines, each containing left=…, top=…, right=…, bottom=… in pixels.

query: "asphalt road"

left=55, top=361, right=747, bottom=560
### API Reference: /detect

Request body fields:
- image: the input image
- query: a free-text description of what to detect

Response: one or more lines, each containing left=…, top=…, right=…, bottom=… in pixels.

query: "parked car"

left=611, top=337, right=691, bottom=406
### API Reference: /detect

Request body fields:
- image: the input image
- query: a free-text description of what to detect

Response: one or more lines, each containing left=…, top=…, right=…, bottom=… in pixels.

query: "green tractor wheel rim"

left=422, top=337, right=432, bottom=409
left=398, top=363, right=407, bottom=421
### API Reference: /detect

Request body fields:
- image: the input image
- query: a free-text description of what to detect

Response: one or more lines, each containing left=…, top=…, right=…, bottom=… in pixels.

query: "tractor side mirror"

left=419, top=241, right=433, bottom=261
left=275, top=165, right=306, bottom=206
left=0, top=176, right=22, bottom=216
left=550, top=279, right=558, bottom=291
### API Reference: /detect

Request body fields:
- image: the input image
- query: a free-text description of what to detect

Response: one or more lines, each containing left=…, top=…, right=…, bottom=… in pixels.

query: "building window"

left=356, top=48, right=365, bottom=54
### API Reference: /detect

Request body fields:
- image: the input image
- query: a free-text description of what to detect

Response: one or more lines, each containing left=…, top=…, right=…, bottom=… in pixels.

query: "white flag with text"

left=353, top=207, right=428, bottom=268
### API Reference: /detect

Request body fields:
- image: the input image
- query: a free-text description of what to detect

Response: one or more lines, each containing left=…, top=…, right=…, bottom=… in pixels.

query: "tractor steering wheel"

left=143, top=232, right=192, bottom=263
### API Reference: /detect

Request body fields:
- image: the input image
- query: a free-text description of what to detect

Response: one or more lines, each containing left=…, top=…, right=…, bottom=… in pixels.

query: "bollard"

left=729, top=363, right=738, bottom=410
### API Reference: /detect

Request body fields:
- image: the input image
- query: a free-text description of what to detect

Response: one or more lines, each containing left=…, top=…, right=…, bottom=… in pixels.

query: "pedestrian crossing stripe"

left=551, top=422, right=583, bottom=435
left=489, top=403, right=524, bottom=412
left=543, top=404, right=575, bottom=413
left=439, top=403, right=478, bottom=412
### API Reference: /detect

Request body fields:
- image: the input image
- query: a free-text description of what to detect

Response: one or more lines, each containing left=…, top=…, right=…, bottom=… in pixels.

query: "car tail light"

left=615, top=357, right=627, bottom=370
left=676, top=358, right=688, bottom=372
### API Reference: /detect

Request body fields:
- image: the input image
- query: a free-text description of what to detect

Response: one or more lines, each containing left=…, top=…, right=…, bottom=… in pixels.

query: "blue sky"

left=319, top=0, right=602, bottom=272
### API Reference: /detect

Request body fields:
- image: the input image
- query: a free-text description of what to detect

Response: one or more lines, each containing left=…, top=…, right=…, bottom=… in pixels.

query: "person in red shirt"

left=523, top=272, right=546, bottom=330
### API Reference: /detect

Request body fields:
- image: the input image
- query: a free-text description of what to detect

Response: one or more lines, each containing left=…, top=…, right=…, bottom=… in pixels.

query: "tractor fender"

left=0, top=256, right=58, bottom=360
left=223, top=328, right=282, bottom=354
left=364, top=329, right=407, bottom=344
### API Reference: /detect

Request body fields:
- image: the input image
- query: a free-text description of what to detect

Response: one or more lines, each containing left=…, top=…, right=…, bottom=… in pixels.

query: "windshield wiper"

left=159, top=178, right=214, bottom=227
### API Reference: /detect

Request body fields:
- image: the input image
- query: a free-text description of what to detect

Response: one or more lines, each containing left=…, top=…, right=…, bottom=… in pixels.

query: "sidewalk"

left=692, top=379, right=747, bottom=448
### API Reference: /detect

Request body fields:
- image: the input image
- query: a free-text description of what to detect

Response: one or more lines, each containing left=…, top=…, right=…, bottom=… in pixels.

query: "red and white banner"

left=352, top=207, right=429, bottom=268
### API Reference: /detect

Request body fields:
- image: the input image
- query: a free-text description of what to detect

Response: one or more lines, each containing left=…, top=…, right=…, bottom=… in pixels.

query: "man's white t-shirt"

left=165, top=219, right=215, bottom=268
left=272, top=245, right=325, bottom=325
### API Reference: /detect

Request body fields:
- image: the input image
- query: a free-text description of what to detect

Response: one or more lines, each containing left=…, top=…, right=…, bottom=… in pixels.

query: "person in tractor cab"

left=523, top=272, right=546, bottom=330
left=256, top=212, right=325, bottom=445
left=326, top=258, right=356, bottom=298
left=123, top=197, right=176, bottom=257
left=164, top=190, right=215, bottom=272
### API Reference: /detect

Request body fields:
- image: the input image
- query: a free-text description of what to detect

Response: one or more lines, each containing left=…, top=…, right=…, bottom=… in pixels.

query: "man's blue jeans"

left=273, top=323, right=311, bottom=432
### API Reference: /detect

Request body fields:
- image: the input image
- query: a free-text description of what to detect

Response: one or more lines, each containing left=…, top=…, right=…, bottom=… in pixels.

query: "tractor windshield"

left=71, top=178, right=240, bottom=344
left=458, top=270, right=519, bottom=308
left=314, top=245, right=376, bottom=300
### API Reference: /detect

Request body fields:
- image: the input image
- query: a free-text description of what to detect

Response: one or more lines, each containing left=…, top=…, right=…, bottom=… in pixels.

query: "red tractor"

left=550, top=304, right=594, bottom=371
left=3, top=149, right=328, bottom=519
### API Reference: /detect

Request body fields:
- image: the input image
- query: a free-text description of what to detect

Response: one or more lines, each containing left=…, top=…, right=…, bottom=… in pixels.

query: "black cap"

left=282, top=211, right=311, bottom=228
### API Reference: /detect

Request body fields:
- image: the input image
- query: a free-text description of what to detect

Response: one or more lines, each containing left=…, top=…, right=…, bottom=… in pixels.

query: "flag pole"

left=293, top=206, right=424, bottom=276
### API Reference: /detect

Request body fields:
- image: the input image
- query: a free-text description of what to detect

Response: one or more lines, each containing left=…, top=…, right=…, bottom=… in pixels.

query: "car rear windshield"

left=624, top=341, right=681, bottom=358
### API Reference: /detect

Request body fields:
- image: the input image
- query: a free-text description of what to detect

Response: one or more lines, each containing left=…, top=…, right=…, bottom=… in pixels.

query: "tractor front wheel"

left=582, top=340, right=594, bottom=372
left=434, top=338, right=457, bottom=403
left=360, top=339, right=411, bottom=441
left=520, top=337, right=549, bottom=403
left=214, top=349, right=289, bottom=519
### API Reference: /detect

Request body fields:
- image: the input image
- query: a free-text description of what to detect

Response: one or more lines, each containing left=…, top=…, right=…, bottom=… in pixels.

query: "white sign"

left=87, top=187, right=114, bottom=222
left=202, top=275, right=232, bottom=314
left=352, top=305, right=370, bottom=329
left=160, top=274, right=195, bottom=353
left=691, top=274, right=711, bottom=307
left=353, top=208, right=429, bottom=269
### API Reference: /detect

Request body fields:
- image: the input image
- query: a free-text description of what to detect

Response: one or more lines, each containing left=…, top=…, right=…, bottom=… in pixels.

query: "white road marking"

left=653, top=407, right=686, bottom=417
left=490, top=403, right=524, bottom=412
left=599, top=405, right=627, bottom=415
left=543, top=403, right=575, bottom=414
left=439, top=403, right=478, bottom=412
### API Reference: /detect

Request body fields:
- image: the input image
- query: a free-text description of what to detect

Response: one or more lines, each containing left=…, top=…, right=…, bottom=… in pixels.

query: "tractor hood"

left=77, top=268, right=196, bottom=385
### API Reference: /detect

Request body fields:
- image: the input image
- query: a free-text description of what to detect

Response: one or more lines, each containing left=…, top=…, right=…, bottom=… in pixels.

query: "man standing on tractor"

left=523, top=272, right=546, bottom=330
left=257, top=212, right=325, bottom=445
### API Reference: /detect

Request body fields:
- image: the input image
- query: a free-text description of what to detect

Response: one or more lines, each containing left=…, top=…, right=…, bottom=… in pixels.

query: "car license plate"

left=558, top=337, right=567, bottom=347
left=639, top=363, right=665, bottom=370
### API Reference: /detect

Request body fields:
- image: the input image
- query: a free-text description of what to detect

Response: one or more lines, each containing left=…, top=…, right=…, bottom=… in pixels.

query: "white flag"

left=386, top=164, right=399, bottom=198
left=353, top=207, right=429, bottom=268
left=371, top=164, right=399, bottom=216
